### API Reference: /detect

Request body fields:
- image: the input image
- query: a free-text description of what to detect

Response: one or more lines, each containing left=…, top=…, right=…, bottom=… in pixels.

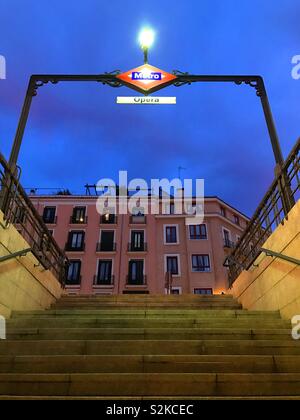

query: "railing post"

left=258, top=78, right=295, bottom=214
left=8, top=78, right=35, bottom=173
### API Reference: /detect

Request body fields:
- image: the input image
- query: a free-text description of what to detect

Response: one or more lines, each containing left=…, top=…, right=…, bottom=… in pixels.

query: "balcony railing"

left=65, top=242, right=85, bottom=252
left=70, top=216, right=88, bottom=225
left=96, top=242, right=117, bottom=252
left=225, top=138, right=300, bottom=287
left=43, top=216, right=57, bottom=225
left=130, top=215, right=147, bottom=224
left=93, top=275, right=115, bottom=286
left=126, top=275, right=147, bottom=286
left=224, top=239, right=236, bottom=249
left=0, top=153, right=68, bottom=286
left=100, top=214, right=117, bottom=224
left=65, top=275, right=82, bottom=286
left=127, top=242, right=148, bottom=252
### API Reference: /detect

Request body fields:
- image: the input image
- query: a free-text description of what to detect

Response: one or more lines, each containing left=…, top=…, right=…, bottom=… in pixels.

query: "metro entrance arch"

left=7, top=32, right=295, bottom=215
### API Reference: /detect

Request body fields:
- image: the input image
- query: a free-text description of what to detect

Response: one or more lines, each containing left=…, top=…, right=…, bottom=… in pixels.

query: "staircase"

left=0, top=294, right=300, bottom=400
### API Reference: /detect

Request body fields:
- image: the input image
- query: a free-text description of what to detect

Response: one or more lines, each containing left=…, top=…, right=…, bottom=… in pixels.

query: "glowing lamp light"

left=139, top=28, right=155, bottom=50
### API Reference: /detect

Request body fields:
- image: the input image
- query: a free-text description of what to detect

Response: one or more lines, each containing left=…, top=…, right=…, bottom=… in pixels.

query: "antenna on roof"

left=178, top=166, right=187, bottom=182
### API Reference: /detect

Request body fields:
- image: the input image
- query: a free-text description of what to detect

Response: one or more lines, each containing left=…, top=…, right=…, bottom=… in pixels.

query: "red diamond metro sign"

left=116, top=64, right=178, bottom=95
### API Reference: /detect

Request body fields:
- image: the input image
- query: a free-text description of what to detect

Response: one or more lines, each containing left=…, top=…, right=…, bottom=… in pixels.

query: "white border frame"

left=65, top=258, right=83, bottom=289
left=71, top=205, right=88, bottom=224
left=164, top=254, right=181, bottom=277
left=95, top=257, right=115, bottom=286
left=191, top=253, right=212, bottom=273
left=42, top=205, right=57, bottom=225
left=222, top=226, right=232, bottom=241
left=163, top=224, right=180, bottom=245
left=188, top=222, right=208, bottom=241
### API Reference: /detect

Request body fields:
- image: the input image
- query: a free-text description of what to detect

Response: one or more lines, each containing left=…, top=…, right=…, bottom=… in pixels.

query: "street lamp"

left=139, top=28, right=155, bottom=64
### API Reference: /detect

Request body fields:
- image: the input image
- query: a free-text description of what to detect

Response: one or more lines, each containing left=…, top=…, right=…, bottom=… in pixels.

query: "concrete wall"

left=230, top=200, right=300, bottom=320
left=0, top=211, right=63, bottom=318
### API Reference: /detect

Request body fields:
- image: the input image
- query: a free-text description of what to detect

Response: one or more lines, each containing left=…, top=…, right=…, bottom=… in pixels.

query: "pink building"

left=31, top=194, right=248, bottom=295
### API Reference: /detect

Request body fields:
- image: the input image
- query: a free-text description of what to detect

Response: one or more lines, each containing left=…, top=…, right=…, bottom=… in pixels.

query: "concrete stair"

left=0, top=294, right=300, bottom=399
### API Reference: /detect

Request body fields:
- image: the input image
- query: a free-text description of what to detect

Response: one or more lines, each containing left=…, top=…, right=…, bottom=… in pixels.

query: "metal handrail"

left=0, top=248, right=32, bottom=264
left=260, top=248, right=300, bottom=267
left=226, top=138, right=300, bottom=286
left=0, top=152, right=68, bottom=285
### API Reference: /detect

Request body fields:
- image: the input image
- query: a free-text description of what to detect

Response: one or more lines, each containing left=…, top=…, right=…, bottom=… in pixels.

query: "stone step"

left=52, top=304, right=243, bottom=310
left=55, top=296, right=238, bottom=302
left=11, top=309, right=281, bottom=319
left=5, top=328, right=293, bottom=341
left=60, top=294, right=235, bottom=301
left=1, top=373, right=300, bottom=397
left=7, top=318, right=290, bottom=329
left=1, top=355, right=300, bottom=374
left=1, top=340, right=300, bottom=356
left=1, top=396, right=300, bottom=400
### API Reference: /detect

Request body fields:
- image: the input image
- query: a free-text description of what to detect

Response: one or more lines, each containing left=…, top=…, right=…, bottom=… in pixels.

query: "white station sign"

left=117, top=97, right=176, bottom=105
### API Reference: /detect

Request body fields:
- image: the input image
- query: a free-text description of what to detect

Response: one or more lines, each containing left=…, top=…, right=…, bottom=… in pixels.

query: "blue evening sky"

left=0, top=0, right=299, bottom=216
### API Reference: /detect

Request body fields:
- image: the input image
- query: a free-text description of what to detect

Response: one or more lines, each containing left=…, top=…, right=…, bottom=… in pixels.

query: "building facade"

left=30, top=195, right=248, bottom=295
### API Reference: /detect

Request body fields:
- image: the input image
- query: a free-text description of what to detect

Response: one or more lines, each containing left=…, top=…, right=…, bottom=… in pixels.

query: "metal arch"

left=8, top=69, right=290, bottom=212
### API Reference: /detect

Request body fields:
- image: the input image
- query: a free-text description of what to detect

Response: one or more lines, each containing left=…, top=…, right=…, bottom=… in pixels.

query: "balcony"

left=100, top=214, right=118, bottom=225
left=43, top=216, right=57, bottom=225
left=130, top=215, right=147, bottom=225
left=70, top=216, right=88, bottom=225
left=65, top=242, right=85, bottom=252
left=127, top=242, right=148, bottom=252
left=65, top=276, right=82, bottom=287
left=126, top=275, right=147, bottom=286
left=96, top=242, right=117, bottom=252
left=224, top=239, right=236, bottom=249
left=93, top=275, right=115, bottom=286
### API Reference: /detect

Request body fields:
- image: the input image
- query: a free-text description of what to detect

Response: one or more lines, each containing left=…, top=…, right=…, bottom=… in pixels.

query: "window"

left=165, top=226, right=178, bottom=244
left=66, top=261, right=81, bottom=285
left=223, top=229, right=232, bottom=248
left=131, top=209, right=146, bottom=224
left=132, top=207, right=145, bottom=216
left=101, top=213, right=117, bottom=224
left=189, top=224, right=207, bottom=240
left=99, top=231, right=115, bottom=252
left=194, top=288, right=213, bottom=295
left=234, top=215, right=240, bottom=226
left=66, top=231, right=85, bottom=251
left=192, top=255, right=211, bottom=272
left=166, top=256, right=179, bottom=275
left=43, top=207, right=56, bottom=224
left=220, top=206, right=226, bottom=218
left=128, top=260, right=144, bottom=285
left=130, top=231, right=145, bottom=251
left=171, top=288, right=181, bottom=295
left=170, top=203, right=175, bottom=215
left=71, top=207, right=86, bottom=224
left=96, top=260, right=113, bottom=285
